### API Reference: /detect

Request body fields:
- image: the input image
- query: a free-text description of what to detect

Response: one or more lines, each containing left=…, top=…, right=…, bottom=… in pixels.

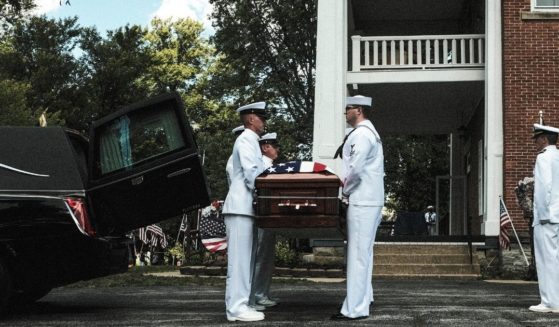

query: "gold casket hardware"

left=277, top=200, right=318, bottom=210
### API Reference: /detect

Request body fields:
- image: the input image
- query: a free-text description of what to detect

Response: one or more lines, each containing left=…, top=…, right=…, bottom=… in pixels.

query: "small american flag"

left=499, top=197, right=512, bottom=250
left=199, top=204, right=227, bottom=253
left=138, top=224, right=168, bottom=249
left=264, top=160, right=328, bottom=174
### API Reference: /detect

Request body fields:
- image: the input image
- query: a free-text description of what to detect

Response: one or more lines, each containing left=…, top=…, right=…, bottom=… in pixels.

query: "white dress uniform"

left=250, top=154, right=277, bottom=306
left=226, top=125, right=245, bottom=187
left=533, top=143, right=559, bottom=310
left=222, top=127, right=265, bottom=319
left=341, top=119, right=384, bottom=318
left=424, top=211, right=437, bottom=235
left=226, top=155, right=234, bottom=186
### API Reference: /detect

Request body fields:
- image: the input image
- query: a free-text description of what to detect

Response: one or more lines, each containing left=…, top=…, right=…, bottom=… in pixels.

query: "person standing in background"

left=424, top=205, right=437, bottom=235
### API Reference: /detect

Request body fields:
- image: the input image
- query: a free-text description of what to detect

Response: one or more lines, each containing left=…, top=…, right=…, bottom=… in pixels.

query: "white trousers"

left=224, top=215, right=255, bottom=317
left=534, top=223, right=559, bottom=308
left=341, top=205, right=383, bottom=318
left=250, top=228, right=276, bottom=304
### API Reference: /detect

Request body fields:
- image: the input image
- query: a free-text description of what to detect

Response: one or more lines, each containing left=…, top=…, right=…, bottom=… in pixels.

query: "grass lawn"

left=63, top=265, right=320, bottom=289
left=64, top=265, right=226, bottom=288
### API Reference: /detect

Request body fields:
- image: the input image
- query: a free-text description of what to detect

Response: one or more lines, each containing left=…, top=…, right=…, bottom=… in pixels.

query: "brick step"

left=374, top=244, right=470, bottom=255
left=374, top=254, right=473, bottom=264
left=373, top=273, right=480, bottom=280
left=373, top=263, right=481, bottom=275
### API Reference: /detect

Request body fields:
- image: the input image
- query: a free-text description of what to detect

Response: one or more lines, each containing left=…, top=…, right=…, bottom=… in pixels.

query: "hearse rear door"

left=87, top=93, right=210, bottom=235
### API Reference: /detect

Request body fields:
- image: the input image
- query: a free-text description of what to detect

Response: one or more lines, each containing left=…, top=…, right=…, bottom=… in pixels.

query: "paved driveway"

left=1, top=279, right=558, bottom=326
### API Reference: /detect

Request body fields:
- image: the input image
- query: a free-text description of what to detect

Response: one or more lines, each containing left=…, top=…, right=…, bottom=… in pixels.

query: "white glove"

left=341, top=194, right=349, bottom=206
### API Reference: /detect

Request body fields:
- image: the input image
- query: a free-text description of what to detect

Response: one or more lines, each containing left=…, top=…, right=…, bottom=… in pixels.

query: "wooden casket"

left=254, top=172, right=343, bottom=237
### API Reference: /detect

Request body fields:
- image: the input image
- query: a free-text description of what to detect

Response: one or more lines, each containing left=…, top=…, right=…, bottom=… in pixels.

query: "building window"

left=533, top=0, right=559, bottom=11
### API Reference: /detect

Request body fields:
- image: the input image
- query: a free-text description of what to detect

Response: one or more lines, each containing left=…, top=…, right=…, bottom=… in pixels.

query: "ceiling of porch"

left=354, top=81, right=484, bottom=136
left=349, top=0, right=484, bottom=35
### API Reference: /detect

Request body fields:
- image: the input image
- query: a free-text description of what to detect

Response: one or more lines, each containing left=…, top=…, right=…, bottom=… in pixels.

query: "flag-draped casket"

left=254, top=161, right=343, bottom=237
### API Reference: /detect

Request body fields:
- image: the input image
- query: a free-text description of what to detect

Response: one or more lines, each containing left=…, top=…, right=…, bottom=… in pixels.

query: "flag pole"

left=175, top=211, right=187, bottom=246
left=501, top=196, right=529, bottom=266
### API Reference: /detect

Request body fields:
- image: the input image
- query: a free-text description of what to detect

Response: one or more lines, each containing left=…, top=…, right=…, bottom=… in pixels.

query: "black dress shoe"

left=330, top=313, right=368, bottom=321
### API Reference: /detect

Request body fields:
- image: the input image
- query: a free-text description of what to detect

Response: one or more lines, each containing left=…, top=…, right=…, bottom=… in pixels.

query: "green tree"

left=78, top=25, right=154, bottom=129
left=209, top=0, right=317, bottom=158
left=383, top=135, right=450, bottom=212
left=0, top=79, right=33, bottom=125
left=0, top=16, right=84, bottom=127
left=0, top=0, right=34, bottom=31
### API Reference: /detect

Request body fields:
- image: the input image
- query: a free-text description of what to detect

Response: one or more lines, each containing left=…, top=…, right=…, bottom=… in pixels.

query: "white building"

left=312, top=0, right=504, bottom=243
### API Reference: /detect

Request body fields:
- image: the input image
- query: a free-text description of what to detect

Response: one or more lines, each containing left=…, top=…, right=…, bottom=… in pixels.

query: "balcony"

left=351, top=34, right=485, bottom=72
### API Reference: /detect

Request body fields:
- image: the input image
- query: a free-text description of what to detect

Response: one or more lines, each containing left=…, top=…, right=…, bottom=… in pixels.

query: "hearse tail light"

left=65, top=197, right=96, bottom=237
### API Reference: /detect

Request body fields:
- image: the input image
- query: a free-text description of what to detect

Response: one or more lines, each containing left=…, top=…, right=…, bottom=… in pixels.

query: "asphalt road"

left=1, top=279, right=558, bottom=326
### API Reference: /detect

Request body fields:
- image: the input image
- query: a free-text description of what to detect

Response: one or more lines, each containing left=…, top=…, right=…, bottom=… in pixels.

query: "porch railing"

left=351, top=34, right=485, bottom=71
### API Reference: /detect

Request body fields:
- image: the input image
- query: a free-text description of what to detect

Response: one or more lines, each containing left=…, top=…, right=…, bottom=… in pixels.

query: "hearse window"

left=97, top=106, right=186, bottom=175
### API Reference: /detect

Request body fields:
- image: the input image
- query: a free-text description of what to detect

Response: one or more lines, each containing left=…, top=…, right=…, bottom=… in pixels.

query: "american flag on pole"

left=137, top=224, right=168, bottom=248
left=138, top=227, right=148, bottom=244
left=263, top=160, right=330, bottom=174
left=499, top=197, right=512, bottom=250
left=199, top=204, right=227, bottom=253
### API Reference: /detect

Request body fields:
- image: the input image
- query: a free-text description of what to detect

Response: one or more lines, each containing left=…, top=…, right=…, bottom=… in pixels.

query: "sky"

left=32, top=0, right=214, bottom=37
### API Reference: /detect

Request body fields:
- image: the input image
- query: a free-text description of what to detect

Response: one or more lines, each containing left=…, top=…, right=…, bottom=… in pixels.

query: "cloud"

left=151, top=0, right=214, bottom=35
left=31, top=0, right=62, bottom=15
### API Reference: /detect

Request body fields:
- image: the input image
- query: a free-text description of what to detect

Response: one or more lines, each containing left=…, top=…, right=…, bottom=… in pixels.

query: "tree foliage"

left=0, top=16, right=84, bottom=127
left=0, top=0, right=34, bottom=31
left=78, top=24, right=153, bottom=128
left=383, top=135, right=450, bottom=212
left=209, top=0, right=317, bottom=158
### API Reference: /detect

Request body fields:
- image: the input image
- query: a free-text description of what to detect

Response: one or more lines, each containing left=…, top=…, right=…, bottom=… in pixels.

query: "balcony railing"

left=351, top=34, right=485, bottom=71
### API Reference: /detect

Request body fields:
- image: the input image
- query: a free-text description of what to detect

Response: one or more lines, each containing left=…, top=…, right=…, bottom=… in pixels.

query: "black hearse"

left=0, top=93, right=210, bottom=312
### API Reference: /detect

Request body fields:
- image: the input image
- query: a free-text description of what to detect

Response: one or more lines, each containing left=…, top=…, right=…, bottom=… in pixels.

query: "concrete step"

left=374, top=253, right=474, bottom=264
left=374, top=263, right=481, bottom=275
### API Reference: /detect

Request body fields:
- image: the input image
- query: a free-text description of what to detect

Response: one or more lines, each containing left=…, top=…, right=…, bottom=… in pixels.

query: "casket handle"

left=278, top=200, right=317, bottom=210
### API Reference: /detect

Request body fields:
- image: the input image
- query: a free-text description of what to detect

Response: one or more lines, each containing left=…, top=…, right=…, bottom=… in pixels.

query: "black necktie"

left=333, top=128, right=356, bottom=159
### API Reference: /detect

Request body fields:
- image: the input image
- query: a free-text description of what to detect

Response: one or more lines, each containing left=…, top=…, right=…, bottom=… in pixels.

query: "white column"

left=312, top=0, right=347, bottom=176
left=482, top=0, right=503, bottom=237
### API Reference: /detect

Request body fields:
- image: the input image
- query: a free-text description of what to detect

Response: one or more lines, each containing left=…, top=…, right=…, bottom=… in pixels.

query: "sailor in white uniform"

left=249, top=132, right=280, bottom=308
left=222, top=102, right=268, bottom=322
left=226, top=125, right=245, bottom=186
left=332, top=95, right=384, bottom=321
left=529, top=120, right=559, bottom=313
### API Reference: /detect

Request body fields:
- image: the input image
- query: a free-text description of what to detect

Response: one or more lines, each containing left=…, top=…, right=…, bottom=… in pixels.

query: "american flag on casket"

left=263, top=160, right=332, bottom=174
left=199, top=200, right=227, bottom=253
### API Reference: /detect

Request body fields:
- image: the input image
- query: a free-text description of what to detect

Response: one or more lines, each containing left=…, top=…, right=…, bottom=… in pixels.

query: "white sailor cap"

left=259, top=132, right=278, bottom=145
left=346, top=95, right=373, bottom=108
left=231, top=125, right=245, bottom=135
left=533, top=123, right=559, bottom=138
left=236, top=101, right=268, bottom=118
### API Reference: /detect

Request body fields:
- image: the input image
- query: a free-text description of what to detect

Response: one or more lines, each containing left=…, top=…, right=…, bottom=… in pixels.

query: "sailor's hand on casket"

left=341, top=194, right=349, bottom=207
